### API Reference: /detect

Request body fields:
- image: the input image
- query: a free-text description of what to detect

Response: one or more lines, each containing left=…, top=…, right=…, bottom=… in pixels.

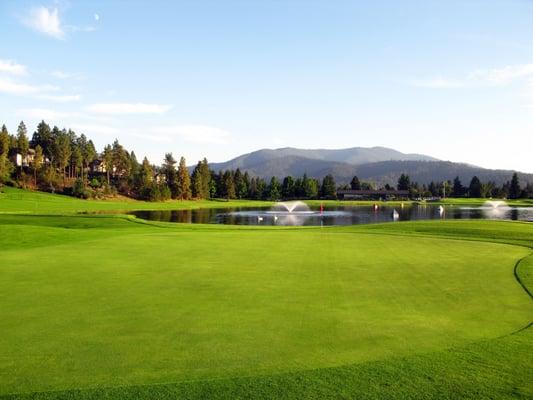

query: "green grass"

left=0, top=186, right=273, bottom=214
left=0, top=202, right=532, bottom=399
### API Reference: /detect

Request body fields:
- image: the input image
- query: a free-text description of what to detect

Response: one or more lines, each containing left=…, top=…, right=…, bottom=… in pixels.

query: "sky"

left=0, top=0, right=532, bottom=172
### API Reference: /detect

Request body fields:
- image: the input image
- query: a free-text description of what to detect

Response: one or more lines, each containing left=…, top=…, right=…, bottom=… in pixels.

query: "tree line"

left=0, top=121, right=339, bottom=201
left=1, top=121, right=530, bottom=201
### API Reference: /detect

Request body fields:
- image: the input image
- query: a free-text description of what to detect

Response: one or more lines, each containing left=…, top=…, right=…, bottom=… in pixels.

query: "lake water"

left=129, top=204, right=533, bottom=226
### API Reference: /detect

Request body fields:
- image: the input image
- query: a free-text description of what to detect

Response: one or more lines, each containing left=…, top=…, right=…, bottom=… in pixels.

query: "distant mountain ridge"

left=206, top=146, right=533, bottom=186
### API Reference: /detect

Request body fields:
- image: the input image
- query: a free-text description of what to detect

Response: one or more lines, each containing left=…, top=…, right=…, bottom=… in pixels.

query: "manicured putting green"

left=0, top=216, right=531, bottom=397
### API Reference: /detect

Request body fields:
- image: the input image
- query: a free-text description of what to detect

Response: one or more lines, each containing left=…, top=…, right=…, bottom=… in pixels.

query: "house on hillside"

left=11, top=149, right=35, bottom=167
left=90, top=159, right=107, bottom=173
left=337, top=189, right=409, bottom=200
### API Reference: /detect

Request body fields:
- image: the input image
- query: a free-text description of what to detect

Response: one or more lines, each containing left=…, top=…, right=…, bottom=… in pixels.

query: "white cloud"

left=154, top=125, right=232, bottom=144
left=50, top=70, right=84, bottom=80
left=23, top=6, right=64, bottom=39
left=36, top=94, right=81, bottom=102
left=70, top=124, right=119, bottom=135
left=16, top=108, right=76, bottom=120
left=0, top=77, right=58, bottom=95
left=94, top=14, right=100, bottom=21
left=469, top=64, right=533, bottom=85
left=86, top=103, right=173, bottom=114
left=412, top=63, right=533, bottom=89
left=410, top=77, right=464, bottom=89
left=0, top=59, right=27, bottom=76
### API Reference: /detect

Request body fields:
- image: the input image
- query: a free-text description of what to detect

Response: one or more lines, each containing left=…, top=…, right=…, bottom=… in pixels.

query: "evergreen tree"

left=234, top=168, right=248, bottom=199
left=321, top=174, right=336, bottom=198
left=176, top=156, right=191, bottom=199
left=0, top=125, right=9, bottom=157
left=268, top=176, right=281, bottom=200
left=16, top=121, right=29, bottom=171
left=31, top=121, right=53, bottom=161
left=452, top=176, right=464, bottom=197
left=33, top=145, right=43, bottom=186
left=509, top=173, right=521, bottom=199
left=350, top=175, right=361, bottom=190
left=397, top=174, right=410, bottom=191
left=191, top=161, right=203, bottom=198
left=162, top=153, right=178, bottom=198
left=221, top=170, right=236, bottom=199
left=54, top=130, right=72, bottom=181
left=468, top=176, right=482, bottom=198
left=103, top=144, right=113, bottom=185
left=281, top=176, right=295, bottom=199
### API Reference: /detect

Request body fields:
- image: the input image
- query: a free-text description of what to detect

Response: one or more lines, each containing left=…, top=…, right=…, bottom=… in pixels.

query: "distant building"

left=11, top=149, right=35, bottom=167
left=337, top=189, right=409, bottom=200
left=90, top=159, right=106, bottom=173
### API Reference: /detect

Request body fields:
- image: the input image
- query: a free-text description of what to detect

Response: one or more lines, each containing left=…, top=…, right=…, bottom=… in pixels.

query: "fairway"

left=0, top=213, right=532, bottom=399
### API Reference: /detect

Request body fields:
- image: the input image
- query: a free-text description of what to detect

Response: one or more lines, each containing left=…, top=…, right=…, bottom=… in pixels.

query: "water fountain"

left=484, top=200, right=508, bottom=209
left=269, top=200, right=314, bottom=214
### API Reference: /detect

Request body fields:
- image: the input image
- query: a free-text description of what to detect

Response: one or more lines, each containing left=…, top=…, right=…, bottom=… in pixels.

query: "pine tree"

left=103, top=145, right=113, bottom=185
left=350, top=175, right=361, bottom=190
left=509, top=173, right=521, bottom=199
left=452, top=176, right=464, bottom=197
left=321, top=174, right=336, bottom=198
left=268, top=176, right=281, bottom=200
left=176, top=156, right=191, bottom=199
left=397, top=174, right=411, bottom=191
left=0, top=125, right=10, bottom=157
left=281, top=176, right=295, bottom=199
left=33, top=145, right=43, bottom=186
left=162, top=153, right=178, bottom=198
left=468, top=176, right=482, bottom=198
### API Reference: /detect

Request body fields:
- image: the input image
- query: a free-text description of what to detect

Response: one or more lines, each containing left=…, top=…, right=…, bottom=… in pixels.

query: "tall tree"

left=397, top=174, right=411, bottom=191
left=281, top=176, right=295, bottom=199
left=509, top=173, right=521, bottom=199
left=268, top=176, right=281, bottom=200
left=103, top=144, right=113, bottom=185
left=452, top=176, right=464, bottom=197
left=33, top=145, right=43, bottom=186
left=162, top=153, right=178, bottom=198
left=176, top=156, right=191, bottom=199
left=31, top=121, right=53, bottom=161
left=468, top=176, right=482, bottom=198
left=321, top=174, right=337, bottom=198
left=0, top=125, right=10, bottom=157
left=16, top=121, right=29, bottom=171
left=221, top=170, right=236, bottom=199
left=350, top=175, right=361, bottom=190
left=54, top=130, right=72, bottom=181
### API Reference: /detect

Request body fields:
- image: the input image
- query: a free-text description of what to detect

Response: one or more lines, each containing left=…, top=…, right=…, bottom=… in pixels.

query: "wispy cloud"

left=0, top=77, right=58, bottom=95
left=16, top=108, right=77, bottom=120
left=154, top=125, right=232, bottom=144
left=411, top=63, right=533, bottom=89
left=50, top=70, right=83, bottom=80
left=23, top=6, right=64, bottom=40
left=0, top=59, right=27, bottom=76
left=70, top=124, right=119, bottom=136
left=37, top=94, right=81, bottom=102
left=86, top=103, right=173, bottom=114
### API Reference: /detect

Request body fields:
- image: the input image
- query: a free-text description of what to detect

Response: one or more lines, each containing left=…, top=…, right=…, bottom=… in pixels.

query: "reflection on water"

left=129, top=204, right=533, bottom=226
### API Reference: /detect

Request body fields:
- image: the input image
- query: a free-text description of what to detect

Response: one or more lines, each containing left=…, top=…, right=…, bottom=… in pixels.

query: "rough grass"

left=0, top=210, right=532, bottom=399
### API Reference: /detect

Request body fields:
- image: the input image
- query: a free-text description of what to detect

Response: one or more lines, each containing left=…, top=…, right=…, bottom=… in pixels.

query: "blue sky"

left=1, top=0, right=532, bottom=172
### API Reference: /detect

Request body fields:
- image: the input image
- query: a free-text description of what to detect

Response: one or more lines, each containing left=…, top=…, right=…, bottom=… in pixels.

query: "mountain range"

left=206, top=147, right=533, bottom=186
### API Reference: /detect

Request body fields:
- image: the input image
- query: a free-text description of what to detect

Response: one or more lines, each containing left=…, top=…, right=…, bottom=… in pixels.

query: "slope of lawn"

left=0, top=213, right=532, bottom=399
left=0, top=186, right=273, bottom=214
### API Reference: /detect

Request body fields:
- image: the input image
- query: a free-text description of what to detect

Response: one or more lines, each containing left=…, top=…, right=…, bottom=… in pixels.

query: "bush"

left=72, top=179, right=91, bottom=199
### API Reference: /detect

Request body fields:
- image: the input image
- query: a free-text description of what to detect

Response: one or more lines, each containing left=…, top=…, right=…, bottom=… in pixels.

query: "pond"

left=129, top=203, right=533, bottom=226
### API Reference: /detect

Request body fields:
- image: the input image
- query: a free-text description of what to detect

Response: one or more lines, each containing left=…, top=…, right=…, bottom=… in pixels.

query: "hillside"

left=206, top=147, right=532, bottom=185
